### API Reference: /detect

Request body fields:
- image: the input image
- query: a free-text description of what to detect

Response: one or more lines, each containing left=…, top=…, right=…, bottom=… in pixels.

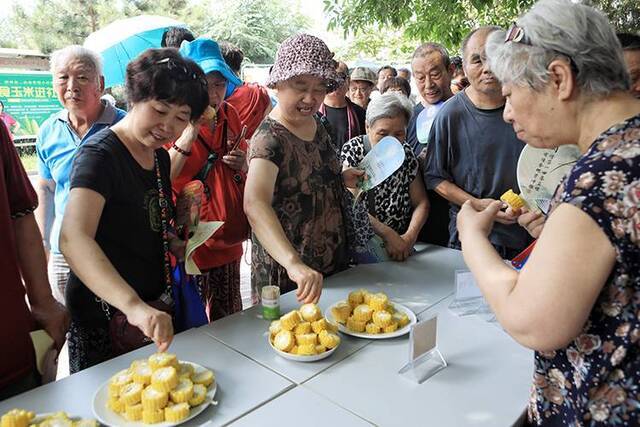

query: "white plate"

left=268, top=335, right=339, bottom=362
left=325, top=301, right=417, bottom=339
left=92, top=361, right=217, bottom=427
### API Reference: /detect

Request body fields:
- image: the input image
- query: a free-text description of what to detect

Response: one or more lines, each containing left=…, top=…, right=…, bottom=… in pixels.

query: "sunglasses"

left=505, top=23, right=579, bottom=75
left=155, top=58, right=208, bottom=89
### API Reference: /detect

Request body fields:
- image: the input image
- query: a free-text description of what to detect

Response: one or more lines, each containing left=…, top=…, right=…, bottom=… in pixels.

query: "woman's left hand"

left=342, top=167, right=365, bottom=189
left=31, top=296, right=70, bottom=351
left=169, top=233, right=186, bottom=261
left=223, top=149, right=247, bottom=172
left=457, top=199, right=503, bottom=241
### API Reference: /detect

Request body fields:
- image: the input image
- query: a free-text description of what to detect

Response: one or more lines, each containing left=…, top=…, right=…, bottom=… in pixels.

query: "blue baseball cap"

left=179, top=37, right=242, bottom=98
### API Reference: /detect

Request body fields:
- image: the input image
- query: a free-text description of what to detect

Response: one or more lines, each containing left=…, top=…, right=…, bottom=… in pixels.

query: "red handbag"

left=193, top=120, right=250, bottom=250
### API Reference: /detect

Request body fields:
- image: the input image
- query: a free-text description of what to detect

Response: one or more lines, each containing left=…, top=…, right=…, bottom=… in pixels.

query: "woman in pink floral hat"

left=244, top=34, right=364, bottom=304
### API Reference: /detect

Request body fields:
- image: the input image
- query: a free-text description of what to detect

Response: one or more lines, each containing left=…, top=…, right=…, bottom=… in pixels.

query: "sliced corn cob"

left=192, top=369, right=215, bottom=387
left=273, top=330, right=295, bottom=352
left=170, top=378, right=194, bottom=403
left=368, top=293, right=388, bottom=311
left=132, top=362, right=153, bottom=386
left=311, top=318, right=329, bottom=334
left=279, top=310, right=302, bottom=331
left=500, top=189, right=525, bottom=210
left=330, top=302, right=352, bottom=324
left=151, top=367, right=178, bottom=392
left=148, top=353, right=178, bottom=371
left=189, top=384, right=208, bottom=406
left=165, top=403, right=190, bottom=423
left=295, top=333, right=318, bottom=346
left=348, top=290, right=364, bottom=307
left=142, top=408, right=164, bottom=424
left=141, top=385, right=169, bottom=411
left=318, top=330, right=341, bottom=348
left=296, top=343, right=317, bottom=355
left=107, top=397, right=125, bottom=414
left=372, top=310, right=392, bottom=328
left=119, top=382, right=143, bottom=406
left=346, top=316, right=366, bottom=332
left=383, top=321, right=399, bottom=333
left=124, top=403, right=143, bottom=422
left=293, top=322, right=312, bottom=335
left=365, top=322, right=382, bottom=334
left=299, top=303, right=322, bottom=322
left=1, top=409, right=35, bottom=427
left=352, top=304, right=373, bottom=322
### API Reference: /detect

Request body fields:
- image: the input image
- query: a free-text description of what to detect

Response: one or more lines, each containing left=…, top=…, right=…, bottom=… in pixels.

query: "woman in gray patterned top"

left=341, top=92, right=429, bottom=262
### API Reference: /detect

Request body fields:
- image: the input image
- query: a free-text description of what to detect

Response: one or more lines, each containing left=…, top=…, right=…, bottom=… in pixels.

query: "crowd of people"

left=1, top=0, right=639, bottom=424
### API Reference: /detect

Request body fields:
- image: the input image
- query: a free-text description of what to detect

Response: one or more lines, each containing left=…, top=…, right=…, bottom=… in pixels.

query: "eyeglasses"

left=504, top=23, right=579, bottom=75
left=154, top=58, right=208, bottom=89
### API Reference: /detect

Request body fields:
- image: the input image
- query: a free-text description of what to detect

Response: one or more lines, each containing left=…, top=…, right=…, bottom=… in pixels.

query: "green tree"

left=323, top=0, right=639, bottom=51
left=202, top=0, right=310, bottom=64
left=332, top=25, right=420, bottom=63
left=10, top=0, right=123, bottom=53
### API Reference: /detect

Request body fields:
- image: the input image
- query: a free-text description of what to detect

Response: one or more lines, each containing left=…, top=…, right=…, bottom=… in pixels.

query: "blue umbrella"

left=84, top=15, right=187, bottom=88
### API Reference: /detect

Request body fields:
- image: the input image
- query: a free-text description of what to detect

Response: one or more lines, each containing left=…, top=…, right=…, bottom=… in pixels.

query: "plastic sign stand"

left=398, top=315, right=447, bottom=384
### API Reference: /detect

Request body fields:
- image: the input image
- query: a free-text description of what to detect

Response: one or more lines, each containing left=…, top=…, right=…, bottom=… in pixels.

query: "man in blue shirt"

left=423, top=27, right=530, bottom=258
left=35, top=45, right=126, bottom=304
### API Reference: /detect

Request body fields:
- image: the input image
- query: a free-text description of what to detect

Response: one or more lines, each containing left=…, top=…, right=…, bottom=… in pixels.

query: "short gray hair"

left=413, top=42, right=451, bottom=69
left=50, top=45, right=103, bottom=80
left=486, top=0, right=629, bottom=97
left=366, top=91, right=413, bottom=127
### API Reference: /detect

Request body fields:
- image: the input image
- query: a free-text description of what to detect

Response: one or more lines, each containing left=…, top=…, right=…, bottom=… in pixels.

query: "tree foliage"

left=332, top=26, right=420, bottom=63
left=324, top=0, right=639, bottom=52
left=202, top=0, right=310, bottom=64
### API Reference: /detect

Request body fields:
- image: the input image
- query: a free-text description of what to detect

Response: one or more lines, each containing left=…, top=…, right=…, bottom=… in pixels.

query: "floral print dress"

left=248, top=116, right=348, bottom=295
left=529, top=114, right=640, bottom=426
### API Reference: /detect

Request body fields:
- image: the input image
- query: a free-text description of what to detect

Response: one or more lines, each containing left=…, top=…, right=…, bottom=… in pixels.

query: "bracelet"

left=171, top=142, right=192, bottom=156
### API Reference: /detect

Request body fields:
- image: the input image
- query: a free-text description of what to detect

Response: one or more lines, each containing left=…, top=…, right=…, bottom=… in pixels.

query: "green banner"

left=0, top=71, right=62, bottom=137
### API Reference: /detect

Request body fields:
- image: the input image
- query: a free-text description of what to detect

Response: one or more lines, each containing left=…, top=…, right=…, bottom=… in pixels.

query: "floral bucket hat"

left=266, top=33, right=343, bottom=92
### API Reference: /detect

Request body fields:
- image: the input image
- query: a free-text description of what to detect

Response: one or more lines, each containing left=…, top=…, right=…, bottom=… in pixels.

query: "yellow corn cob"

left=148, top=353, right=178, bottom=371
left=293, top=322, right=312, bottom=335
left=1, top=409, right=35, bottom=427
left=170, top=378, right=194, bottom=403
left=295, top=333, right=318, bottom=346
left=500, top=189, right=525, bottom=210
left=107, top=397, right=125, bottom=414
left=318, top=330, right=341, bottom=348
left=299, top=303, right=322, bottom=322
left=386, top=303, right=396, bottom=314
left=177, top=362, right=195, bottom=381
left=330, top=302, right=352, bottom=324
left=365, top=322, right=381, bottom=334
left=273, top=330, right=295, bottom=352
left=296, top=343, right=317, bottom=355
left=142, top=409, right=164, bottom=424
left=290, top=345, right=299, bottom=355
left=360, top=289, right=372, bottom=305
left=192, top=369, right=215, bottom=387
left=141, top=385, right=169, bottom=411
left=151, top=367, right=178, bottom=392
left=280, top=310, right=302, bottom=331
left=189, top=384, right=208, bottom=406
left=165, top=403, right=190, bottom=423
left=315, top=344, right=327, bottom=353
left=311, top=318, right=329, bottom=334
left=368, top=293, right=388, bottom=311
left=348, top=290, right=364, bottom=307
left=346, top=316, right=366, bottom=332
left=202, top=105, right=216, bottom=122
left=119, top=382, right=143, bottom=406
left=393, top=312, right=410, bottom=328
left=132, top=362, right=153, bottom=386
left=108, top=369, right=132, bottom=397
left=269, top=320, right=283, bottom=336
left=352, top=304, right=373, bottom=322
left=124, top=403, right=143, bottom=422
left=383, top=321, right=399, bottom=333
left=372, top=310, right=392, bottom=328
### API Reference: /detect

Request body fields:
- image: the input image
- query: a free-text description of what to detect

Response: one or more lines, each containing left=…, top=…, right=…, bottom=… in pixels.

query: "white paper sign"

left=358, top=136, right=405, bottom=192
left=455, top=270, right=483, bottom=300
left=185, top=220, right=224, bottom=275
left=409, top=316, right=437, bottom=361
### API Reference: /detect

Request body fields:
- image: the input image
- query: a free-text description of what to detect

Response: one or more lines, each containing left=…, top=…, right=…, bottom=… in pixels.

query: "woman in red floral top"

left=456, top=0, right=640, bottom=425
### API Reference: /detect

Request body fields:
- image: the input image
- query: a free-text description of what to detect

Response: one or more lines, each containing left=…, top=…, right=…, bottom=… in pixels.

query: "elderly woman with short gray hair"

left=455, top=0, right=640, bottom=425
left=341, top=92, right=429, bottom=262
